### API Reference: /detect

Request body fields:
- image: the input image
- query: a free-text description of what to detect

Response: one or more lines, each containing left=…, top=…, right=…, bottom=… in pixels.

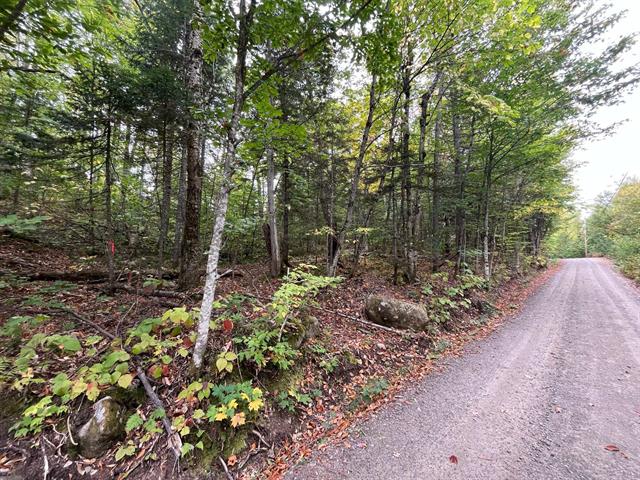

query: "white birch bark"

left=192, top=0, right=252, bottom=369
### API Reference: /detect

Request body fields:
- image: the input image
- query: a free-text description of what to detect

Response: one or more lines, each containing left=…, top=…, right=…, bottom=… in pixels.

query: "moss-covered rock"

left=76, top=397, right=125, bottom=458
left=364, top=294, right=431, bottom=331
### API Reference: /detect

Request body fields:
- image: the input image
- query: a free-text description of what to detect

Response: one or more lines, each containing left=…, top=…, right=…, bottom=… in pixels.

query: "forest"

left=547, top=178, right=640, bottom=281
left=0, top=0, right=638, bottom=478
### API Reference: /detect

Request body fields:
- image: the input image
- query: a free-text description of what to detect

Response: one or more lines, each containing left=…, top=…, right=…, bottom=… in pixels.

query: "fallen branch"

left=219, top=456, right=234, bottom=480
left=107, top=284, right=185, bottom=299
left=22, top=270, right=108, bottom=281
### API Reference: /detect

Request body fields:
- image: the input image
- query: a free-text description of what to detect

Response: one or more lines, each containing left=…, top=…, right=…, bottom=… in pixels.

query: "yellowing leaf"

left=214, top=411, right=227, bottom=421
left=230, top=412, right=245, bottom=428
left=216, top=358, right=227, bottom=372
left=227, top=399, right=238, bottom=409
left=248, top=398, right=263, bottom=412
left=117, top=373, right=133, bottom=389
left=86, top=382, right=99, bottom=401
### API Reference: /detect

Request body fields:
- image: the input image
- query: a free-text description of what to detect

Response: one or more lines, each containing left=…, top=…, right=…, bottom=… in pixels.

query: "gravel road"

left=286, top=259, right=640, bottom=480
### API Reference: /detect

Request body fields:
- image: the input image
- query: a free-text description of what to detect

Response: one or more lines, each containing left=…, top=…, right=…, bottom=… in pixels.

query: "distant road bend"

left=287, top=259, right=640, bottom=480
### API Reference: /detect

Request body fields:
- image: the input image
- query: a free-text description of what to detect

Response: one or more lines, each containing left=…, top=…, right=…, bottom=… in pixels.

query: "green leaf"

left=47, top=335, right=81, bottom=352
left=180, top=442, right=194, bottom=457
left=115, top=442, right=136, bottom=461
left=125, top=413, right=144, bottom=433
left=192, top=409, right=205, bottom=420
left=102, top=350, right=130, bottom=369
left=51, top=373, right=71, bottom=397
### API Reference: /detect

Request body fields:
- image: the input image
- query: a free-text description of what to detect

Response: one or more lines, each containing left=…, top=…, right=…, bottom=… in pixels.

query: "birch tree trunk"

left=193, top=0, right=253, bottom=370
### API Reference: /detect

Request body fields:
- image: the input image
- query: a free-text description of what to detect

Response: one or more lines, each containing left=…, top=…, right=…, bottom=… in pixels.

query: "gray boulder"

left=76, top=397, right=125, bottom=458
left=365, top=294, right=431, bottom=331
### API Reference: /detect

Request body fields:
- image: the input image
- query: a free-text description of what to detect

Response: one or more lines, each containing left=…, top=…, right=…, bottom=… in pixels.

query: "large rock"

left=365, top=294, right=431, bottom=331
left=76, top=397, right=125, bottom=458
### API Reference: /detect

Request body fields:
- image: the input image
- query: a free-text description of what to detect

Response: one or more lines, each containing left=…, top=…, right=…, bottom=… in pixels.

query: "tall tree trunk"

left=265, top=145, right=281, bottom=277
left=391, top=166, right=400, bottom=285
left=173, top=137, right=188, bottom=265
left=88, top=123, right=96, bottom=246
left=276, top=85, right=291, bottom=268
left=193, top=0, right=253, bottom=370
left=158, top=122, right=174, bottom=276
left=105, top=117, right=115, bottom=292
left=400, top=45, right=413, bottom=281
left=412, top=74, right=440, bottom=279
left=482, top=128, right=495, bottom=279
left=352, top=96, right=399, bottom=276
left=328, top=74, right=376, bottom=277
left=431, top=105, right=443, bottom=273
left=281, top=154, right=290, bottom=267
left=178, top=3, right=204, bottom=289
left=452, top=102, right=464, bottom=273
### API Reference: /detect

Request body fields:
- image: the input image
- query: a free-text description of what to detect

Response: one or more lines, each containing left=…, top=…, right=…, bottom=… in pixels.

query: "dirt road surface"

left=286, top=259, right=640, bottom=480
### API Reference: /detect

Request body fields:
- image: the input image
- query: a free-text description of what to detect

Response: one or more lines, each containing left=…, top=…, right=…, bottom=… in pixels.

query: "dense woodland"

left=1, top=0, right=639, bottom=478
left=548, top=177, right=640, bottom=280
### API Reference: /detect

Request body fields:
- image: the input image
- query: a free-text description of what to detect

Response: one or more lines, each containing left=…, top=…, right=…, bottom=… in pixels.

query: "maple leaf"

left=214, top=410, right=227, bottom=421
left=449, top=455, right=458, bottom=464
left=248, top=398, right=264, bottom=412
left=231, top=412, right=246, bottom=428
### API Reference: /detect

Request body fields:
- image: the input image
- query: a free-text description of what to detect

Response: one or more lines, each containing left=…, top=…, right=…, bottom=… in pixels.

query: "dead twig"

left=67, top=413, right=77, bottom=446
left=218, top=456, right=234, bottom=480
left=251, top=429, right=271, bottom=449
left=41, top=442, right=49, bottom=480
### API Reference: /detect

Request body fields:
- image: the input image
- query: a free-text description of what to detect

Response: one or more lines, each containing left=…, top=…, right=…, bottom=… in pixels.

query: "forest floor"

left=0, top=234, right=558, bottom=479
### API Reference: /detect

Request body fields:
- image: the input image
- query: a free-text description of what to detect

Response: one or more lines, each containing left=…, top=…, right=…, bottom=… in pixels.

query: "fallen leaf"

left=449, top=455, right=458, bottom=464
left=223, top=319, right=234, bottom=333
left=604, top=445, right=620, bottom=452
left=227, top=454, right=237, bottom=466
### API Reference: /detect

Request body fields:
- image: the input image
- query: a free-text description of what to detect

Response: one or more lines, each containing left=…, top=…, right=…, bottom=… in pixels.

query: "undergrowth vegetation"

left=0, top=267, right=341, bottom=463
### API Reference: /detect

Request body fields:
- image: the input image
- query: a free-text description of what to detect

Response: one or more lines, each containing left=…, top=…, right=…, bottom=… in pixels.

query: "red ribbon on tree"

left=107, top=240, right=115, bottom=255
